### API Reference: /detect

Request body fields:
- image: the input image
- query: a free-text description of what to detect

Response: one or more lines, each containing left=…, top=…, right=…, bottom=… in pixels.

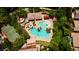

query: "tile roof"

left=71, top=33, right=79, bottom=49
left=27, top=12, right=42, bottom=20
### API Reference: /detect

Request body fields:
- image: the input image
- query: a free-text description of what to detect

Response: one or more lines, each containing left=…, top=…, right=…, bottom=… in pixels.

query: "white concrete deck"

left=20, top=18, right=53, bottom=51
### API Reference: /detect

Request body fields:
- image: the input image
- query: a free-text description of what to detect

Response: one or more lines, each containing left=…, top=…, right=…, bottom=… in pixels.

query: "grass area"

left=36, top=40, right=50, bottom=51
left=36, top=40, right=50, bottom=47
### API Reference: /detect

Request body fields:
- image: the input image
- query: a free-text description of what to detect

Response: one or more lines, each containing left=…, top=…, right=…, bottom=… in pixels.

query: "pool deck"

left=20, top=19, right=53, bottom=51
left=25, top=19, right=53, bottom=42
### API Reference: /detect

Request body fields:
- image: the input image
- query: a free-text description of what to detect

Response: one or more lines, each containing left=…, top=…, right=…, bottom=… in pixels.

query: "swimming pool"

left=30, top=21, right=51, bottom=39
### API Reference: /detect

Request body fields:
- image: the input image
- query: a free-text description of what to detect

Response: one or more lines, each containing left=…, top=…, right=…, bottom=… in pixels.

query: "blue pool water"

left=30, top=21, right=50, bottom=39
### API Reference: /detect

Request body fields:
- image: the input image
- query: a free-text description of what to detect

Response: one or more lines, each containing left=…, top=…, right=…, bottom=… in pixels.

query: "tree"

left=46, top=28, right=51, bottom=33
left=3, top=38, right=13, bottom=50
left=49, top=8, right=72, bottom=51
left=21, top=29, right=30, bottom=39
left=50, top=40, right=59, bottom=51
left=50, top=25, right=62, bottom=51
left=0, top=7, right=30, bottom=51
left=48, top=9, right=57, bottom=18
left=29, top=7, right=41, bottom=12
left=13, top=8, right=27, bottom=18
left=18, top=10, right=27, bottom=17
left=59, top=36, right=72, bottom=51
left=56, top=8, right=66, bottom=19
left=4, top=7, right=18, bottom=13
left=11, top=37, right=25, bottom=51
left=64, top=7, right=72, bottom=19
left=0, top=8, right=7, bottom=24
left=0, top=8, right=16, bottom=25
left=62, top=27, right=71, bottom=36
left=58, top=16, right=67, bottom=26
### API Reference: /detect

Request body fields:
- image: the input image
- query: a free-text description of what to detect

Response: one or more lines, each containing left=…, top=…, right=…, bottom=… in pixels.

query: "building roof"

left=1, top=25, right=20, bottom=43
left=74, top=20, right=79, bottom=31
left=75, top=10, right=79, bottom=19
left=27, top=12, right=42, bottom=20
left=71, top=32, right=79, bottom=50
